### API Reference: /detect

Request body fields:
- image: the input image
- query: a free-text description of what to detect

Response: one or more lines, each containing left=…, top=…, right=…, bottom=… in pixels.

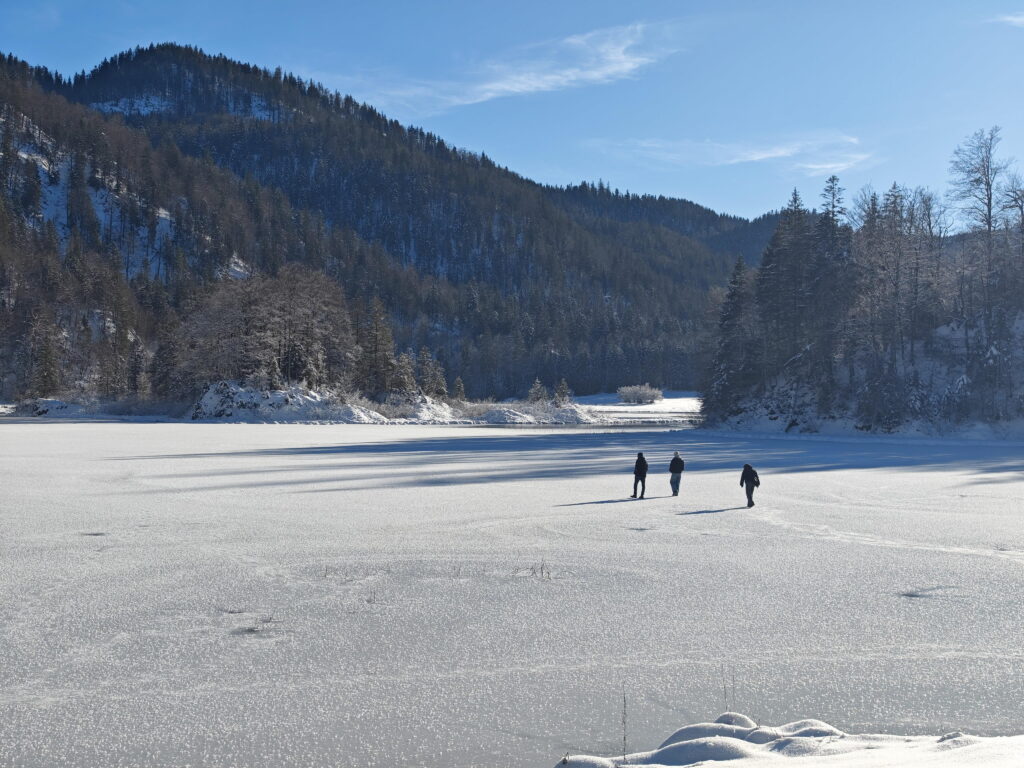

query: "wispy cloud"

left=15, top=3, right=61, bottom=27
left=587, top=134, right=873, bottom=178
left=330, top=23, right=677, bottom=117
left=991, top=12, right=1024, bottom=26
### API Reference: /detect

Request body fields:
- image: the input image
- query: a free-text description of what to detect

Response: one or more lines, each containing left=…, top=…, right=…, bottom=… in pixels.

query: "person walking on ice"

left=668, top=451, right=685, bottom=496
left=740, top=463, right=760, bottom=508
left=631, top=452, right=648, bottom=498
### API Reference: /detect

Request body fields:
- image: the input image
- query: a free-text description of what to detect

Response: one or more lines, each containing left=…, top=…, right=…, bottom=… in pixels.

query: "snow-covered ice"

left=1, top=419, right=1023, bottom=766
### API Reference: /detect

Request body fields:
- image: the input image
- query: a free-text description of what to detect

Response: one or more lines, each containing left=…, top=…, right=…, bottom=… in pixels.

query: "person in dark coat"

left=740, top=463, right=760, bottom=507
left=668, top=451, right=685, bottom=496
left=631, top=452, right=648, bottom=498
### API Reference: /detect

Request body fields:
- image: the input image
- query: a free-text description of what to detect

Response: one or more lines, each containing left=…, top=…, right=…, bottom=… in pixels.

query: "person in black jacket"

left=740, top=464, right=760, bottom=507
left=668, top=451, right=685, bottom=496
left=631, top=452, right=648, bottom=498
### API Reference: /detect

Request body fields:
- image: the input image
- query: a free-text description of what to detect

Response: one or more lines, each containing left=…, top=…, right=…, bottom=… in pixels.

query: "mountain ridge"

left=1, top=44, right=776, bottom=402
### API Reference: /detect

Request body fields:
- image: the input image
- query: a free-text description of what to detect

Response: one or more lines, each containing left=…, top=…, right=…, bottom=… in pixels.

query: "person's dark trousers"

left=633, top=475, right=646, bottom=498
left=744, top=483, right=755, bottom=507
left=670, top=473, right=681, bottom=496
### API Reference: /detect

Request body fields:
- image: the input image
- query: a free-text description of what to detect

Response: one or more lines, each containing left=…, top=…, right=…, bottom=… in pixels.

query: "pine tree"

left=416, top=347, right=448, bottom=398
left=356, top=297, right=397, bottom=397
left=452, top=376, right=466, bottom=402
left=808, top=175, right=855, bottom=401
left=756, top=189, right=814, bottom=374
left=702, top=258, right=755, bottom=420
left=150, top=326, right=186, bottom=398
left=26, top=314, right=61, bottom=397
left=527, top=378, right=549, bottom=402
left=554, top=378, right=571, bottom=405
left=20, top=159, right=42, bottom=219
left=392, top=351, right=418, bottom=396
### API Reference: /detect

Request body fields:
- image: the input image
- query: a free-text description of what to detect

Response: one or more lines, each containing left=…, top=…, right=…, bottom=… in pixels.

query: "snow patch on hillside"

left=90, top=95, right=175, bottom=116
left=89, top=91, right=289, bottom=122
left=563, top=713, right=1022, bottom=767
left=7, top=113, right=176, bottom=278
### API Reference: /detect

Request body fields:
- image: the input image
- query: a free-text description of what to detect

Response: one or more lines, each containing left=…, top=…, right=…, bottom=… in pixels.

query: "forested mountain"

left=703, top=130, right=1024, bottom=431
left=0, top=44, right=773, bottom=403
left=546, top=182, right=779, bottom=265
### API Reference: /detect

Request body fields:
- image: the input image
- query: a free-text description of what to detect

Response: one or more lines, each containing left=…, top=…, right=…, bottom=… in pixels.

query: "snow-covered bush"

left=191, top=381, right=387, bottom=422
left=477, top=399, right=595, bottom=424
left=617, top=384, right=663, bottom=404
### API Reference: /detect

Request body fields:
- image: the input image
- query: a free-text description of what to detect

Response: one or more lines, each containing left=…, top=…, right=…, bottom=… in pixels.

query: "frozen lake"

left=2, top=420, right=1023, bottom=766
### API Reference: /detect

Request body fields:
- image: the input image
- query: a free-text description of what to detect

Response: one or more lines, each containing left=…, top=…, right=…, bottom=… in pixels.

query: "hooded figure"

left=668, top=451, right=685, bottom=496
left=740, top=463, right=760, bottom=508
left=631, top=452, right=648, bottom=498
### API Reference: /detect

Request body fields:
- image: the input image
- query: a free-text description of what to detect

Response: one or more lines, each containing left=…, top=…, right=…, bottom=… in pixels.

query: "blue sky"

left=4, top=0, right=1023, bottom=218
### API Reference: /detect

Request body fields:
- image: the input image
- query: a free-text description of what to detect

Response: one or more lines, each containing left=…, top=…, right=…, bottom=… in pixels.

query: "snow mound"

left=191, top=381, right=386, bottom=423
left=715, top=712, right=758, bottom=728
left=481, top=403, right=597, bottom=425
left=548, top=404, right=598, bottom=424
left=405, top=396, right=458, bottom=423
left=332, top=404, right=390, bottom=424
left=481, top=407, right=538, bottom=424
left=561, top=713, right=1023, bottom=767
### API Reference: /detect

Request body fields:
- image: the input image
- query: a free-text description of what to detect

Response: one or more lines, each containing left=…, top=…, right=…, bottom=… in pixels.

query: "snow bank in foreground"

left=561, top=713, right=1022, bottom=767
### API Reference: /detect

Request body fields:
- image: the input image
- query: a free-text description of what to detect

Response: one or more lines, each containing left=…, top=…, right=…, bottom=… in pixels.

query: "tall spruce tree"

left=702, top=258, right=755, bottom=421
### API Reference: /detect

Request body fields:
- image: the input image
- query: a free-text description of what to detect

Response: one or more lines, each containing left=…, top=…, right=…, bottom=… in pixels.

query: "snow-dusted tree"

left=356, top=297, right=397, bottom=397
left=452, top=376, right=466, bottom=402
left=1002, top=171, right=1024, bottom=263
left=25, top=313, right=61, bottom=397
left=950, top=127, right=1010, bottom=247
left=175, top=268, right=357, bottom=394
left=268, top=264, right=356, bottom=388
left=554, top=378, right=571, bottom=405
left=392, top=351, right=418, bottom=396
left=527, top=378, right=549, bottom=402
left=949, top=127, right=1011, bottom=348
left=416, top=347, right=448, bottom=397
left=702, top=258, right=756, bottom=421
left=150, top=327, right=183, bottom=398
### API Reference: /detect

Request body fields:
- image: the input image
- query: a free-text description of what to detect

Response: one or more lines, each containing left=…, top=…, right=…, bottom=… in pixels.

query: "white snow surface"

left=2, top=419, right=1023, bottom=766
left=565, top=712, right=1024, bottom=767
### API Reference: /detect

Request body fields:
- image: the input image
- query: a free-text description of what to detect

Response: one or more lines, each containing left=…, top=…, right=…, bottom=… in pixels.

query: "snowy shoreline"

left=4, top=384, right=703, bottom=428
left=11, top=385, right=1024, bottom=443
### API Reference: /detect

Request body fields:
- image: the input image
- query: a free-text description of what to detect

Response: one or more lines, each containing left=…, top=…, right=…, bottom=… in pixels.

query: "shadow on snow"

left=107, top=428, right=1024, bottom=494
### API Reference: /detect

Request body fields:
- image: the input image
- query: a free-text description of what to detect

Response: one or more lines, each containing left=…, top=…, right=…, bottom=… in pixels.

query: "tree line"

left=703, top=127, right=1024, bottom=430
